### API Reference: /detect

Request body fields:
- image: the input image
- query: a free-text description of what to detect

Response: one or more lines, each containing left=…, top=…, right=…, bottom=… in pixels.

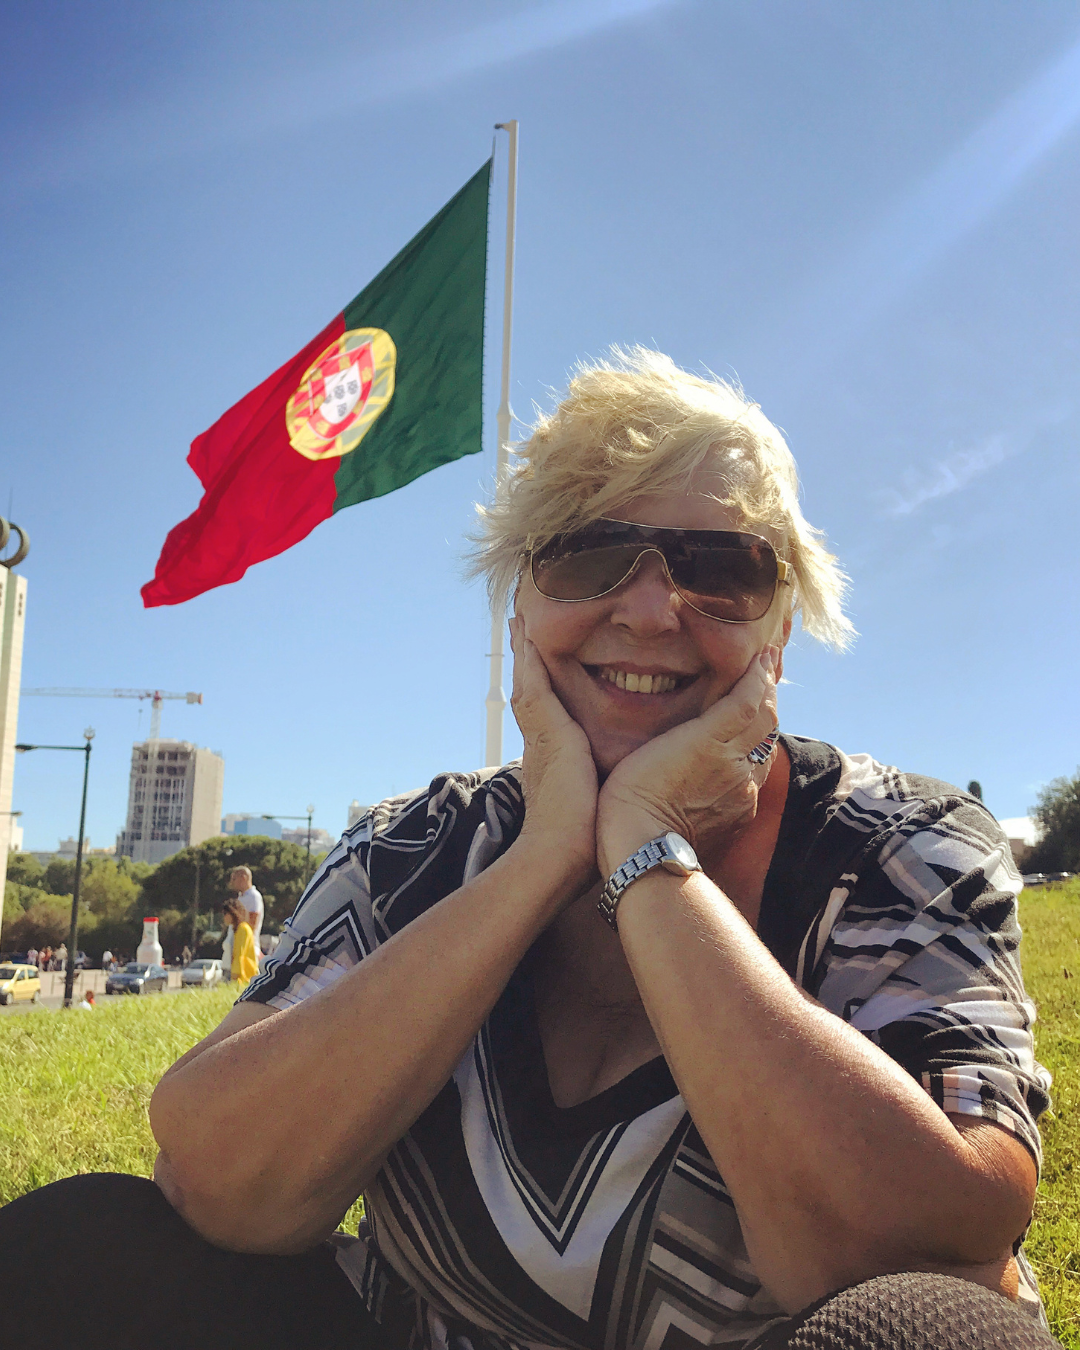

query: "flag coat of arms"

left=142, top=161, right=491, bottom=607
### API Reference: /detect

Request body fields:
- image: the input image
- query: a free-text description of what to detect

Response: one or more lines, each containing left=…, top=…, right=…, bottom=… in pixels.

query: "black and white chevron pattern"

left=241, top=737, right=1050, bottom=1348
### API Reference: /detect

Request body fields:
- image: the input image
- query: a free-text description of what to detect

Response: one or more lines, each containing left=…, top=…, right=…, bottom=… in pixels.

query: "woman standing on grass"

left=0, top=350, right=1057, bottom=1350
left=222, top=896, right=259, bottom=989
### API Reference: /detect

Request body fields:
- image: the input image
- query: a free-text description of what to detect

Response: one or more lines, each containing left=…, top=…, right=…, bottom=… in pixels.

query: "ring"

left=747, top=728, right=779, bottom=765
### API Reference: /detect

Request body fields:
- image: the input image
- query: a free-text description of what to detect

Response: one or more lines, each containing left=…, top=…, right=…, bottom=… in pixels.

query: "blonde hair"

left=469, top=348, right=854, bottom=650
left=229, top=866, right=252, bottom=886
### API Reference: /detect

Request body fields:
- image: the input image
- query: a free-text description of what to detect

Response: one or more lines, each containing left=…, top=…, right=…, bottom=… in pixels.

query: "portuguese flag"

left=141, top=161, right=491, bottom=607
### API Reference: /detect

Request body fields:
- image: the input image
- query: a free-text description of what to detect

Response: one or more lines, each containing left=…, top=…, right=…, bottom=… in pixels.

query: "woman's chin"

left=588, top=728, right=655, bottom=781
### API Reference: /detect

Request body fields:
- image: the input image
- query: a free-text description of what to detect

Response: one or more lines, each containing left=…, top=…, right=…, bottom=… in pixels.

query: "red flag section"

left=140, top=315, right=345, bottom=607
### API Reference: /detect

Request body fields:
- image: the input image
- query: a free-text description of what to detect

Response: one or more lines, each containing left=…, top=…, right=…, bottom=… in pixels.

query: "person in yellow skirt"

left=221, top=896, right=260, bottom=988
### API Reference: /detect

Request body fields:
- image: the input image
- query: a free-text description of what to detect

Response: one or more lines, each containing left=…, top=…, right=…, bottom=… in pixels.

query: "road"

left=0, top=969, right=225, bottom=1014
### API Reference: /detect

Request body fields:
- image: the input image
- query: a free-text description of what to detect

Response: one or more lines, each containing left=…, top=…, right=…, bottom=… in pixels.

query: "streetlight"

left=190, top=851, right=201, bottom=951
left=15, top=728, right=94, bottom=1007
left=262, top=805, right=316, bottom=882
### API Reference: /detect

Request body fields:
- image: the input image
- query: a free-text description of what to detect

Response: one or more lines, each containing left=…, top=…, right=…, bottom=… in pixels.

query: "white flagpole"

left=485, top=120, right=518, bottom=767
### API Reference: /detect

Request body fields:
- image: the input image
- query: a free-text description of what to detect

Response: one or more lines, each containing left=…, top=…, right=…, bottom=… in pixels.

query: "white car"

left=181, top=958, right=223, bottom=989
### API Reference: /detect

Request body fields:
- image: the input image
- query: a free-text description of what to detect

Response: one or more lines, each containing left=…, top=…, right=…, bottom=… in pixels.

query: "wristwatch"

left=597, top=831, right=702, bottom=931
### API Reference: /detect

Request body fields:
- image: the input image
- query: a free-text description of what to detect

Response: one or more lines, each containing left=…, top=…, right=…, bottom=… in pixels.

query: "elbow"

left=153, top=1148, right=337, bottom=1256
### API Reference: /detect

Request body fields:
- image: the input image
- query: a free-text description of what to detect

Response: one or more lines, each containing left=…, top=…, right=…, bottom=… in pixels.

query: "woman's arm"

left=608, top=862, right=1035, bottom=1313
left=151, top=632, right=599, bottom=1256
left=596, top=654, right=1037, bottom=1312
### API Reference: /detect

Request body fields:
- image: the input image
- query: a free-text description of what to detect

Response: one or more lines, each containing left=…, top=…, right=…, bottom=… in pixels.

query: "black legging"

left=0, top=1175, right=1060, bottom=1350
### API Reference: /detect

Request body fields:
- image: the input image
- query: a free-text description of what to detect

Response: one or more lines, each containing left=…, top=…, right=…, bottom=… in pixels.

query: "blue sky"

left=3, top=0, right=1078, bottom=852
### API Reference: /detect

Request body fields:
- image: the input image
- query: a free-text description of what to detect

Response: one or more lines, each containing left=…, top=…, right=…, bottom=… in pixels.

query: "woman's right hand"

left=509, top=615, right=599, bottom=896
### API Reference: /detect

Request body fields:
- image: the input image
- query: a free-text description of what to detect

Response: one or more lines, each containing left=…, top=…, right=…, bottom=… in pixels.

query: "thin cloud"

left=878, top=434, right=1010, bottom=518
left=2, top=0, right=678, bottom=197
left=876, top=397, right=1071, bottom=518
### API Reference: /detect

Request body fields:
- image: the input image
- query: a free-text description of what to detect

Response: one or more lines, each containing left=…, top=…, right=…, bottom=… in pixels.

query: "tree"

left=6, top=852, right=45, bottom=889
left=79, top=860, right=140, bottom=920
left=4, top=880, right=49, bottom=930
left=1027, top=769, right=1080, bottom=873
left=42, top=857, right=78, bottom=897
left=3, top=891, right=80, bottom=951
left=140, top=835, right=313, bottom=936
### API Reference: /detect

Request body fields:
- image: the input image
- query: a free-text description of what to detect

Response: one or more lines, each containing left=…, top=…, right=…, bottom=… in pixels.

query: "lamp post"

left=190, top=851, right=201, bottom=951
left=15, top=728, right=94, bottom=1007
left=262, top=805, right=316, bottom=883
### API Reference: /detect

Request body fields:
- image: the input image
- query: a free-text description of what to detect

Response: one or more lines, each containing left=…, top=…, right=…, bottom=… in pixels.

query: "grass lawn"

left=0, top=884, right=1076, bottom=1343
left=1021, top=878, right=1080, bottom=1347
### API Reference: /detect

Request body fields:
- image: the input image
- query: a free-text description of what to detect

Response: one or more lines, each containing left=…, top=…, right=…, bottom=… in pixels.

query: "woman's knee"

left=750, top=1272, right=1061, bottom=1350
left=0, top=1172, right=173, bottom=1249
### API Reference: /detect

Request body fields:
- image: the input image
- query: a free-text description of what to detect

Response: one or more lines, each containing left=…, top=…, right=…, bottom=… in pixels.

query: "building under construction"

left=117, top=740, right=224, bottom=865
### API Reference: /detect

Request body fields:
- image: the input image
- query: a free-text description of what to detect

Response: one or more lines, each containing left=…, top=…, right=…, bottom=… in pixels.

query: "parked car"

left=1021, top=873, right=1049, bottom=887
left=181, top=958, right=223, bottom=989
left=0, top=964, right=41, bottom=1006
left=105, top=962, right=167, bottom=995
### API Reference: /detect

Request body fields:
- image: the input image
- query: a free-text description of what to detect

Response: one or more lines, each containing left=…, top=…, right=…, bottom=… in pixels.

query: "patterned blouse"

left=240, top=735, right=1051, bottom=1350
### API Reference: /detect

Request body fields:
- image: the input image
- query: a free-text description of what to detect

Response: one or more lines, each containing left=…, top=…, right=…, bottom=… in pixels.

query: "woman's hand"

left=509, top=616, right=600, bottom=893
left=596, top=646, right=779, bottom=875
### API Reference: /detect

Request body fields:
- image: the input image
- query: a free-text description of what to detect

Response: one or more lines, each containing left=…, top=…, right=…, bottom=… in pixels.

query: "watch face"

left=663, top=832, right=699, bottom=872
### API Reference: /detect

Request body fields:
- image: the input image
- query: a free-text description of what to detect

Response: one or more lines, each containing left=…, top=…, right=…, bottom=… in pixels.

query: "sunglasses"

left=529, top=518, right=791, bottom=624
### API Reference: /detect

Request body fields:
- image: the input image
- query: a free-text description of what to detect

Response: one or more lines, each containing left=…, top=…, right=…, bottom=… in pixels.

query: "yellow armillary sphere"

left=286, top=328, right=397, bottom=461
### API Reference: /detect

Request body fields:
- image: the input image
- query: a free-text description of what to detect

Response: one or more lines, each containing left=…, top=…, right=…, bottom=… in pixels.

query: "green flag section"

left=142, top=161, right=490, bottom=607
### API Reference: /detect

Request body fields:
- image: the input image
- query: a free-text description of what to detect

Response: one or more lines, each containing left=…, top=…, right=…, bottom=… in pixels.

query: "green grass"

left=0, top=986, right=237, bottom=1191
left=1021, top=878, right=1080, bottom=1347
left=0, top=889, right=1076, bottom=1343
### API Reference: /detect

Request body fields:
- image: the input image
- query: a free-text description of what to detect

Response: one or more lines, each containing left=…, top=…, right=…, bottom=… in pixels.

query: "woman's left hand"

left=596, top=646, right=779, bottom=876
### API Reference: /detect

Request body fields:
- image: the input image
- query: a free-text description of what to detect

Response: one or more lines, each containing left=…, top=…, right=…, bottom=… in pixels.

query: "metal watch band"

left=597, top=835, right=696, bottom=931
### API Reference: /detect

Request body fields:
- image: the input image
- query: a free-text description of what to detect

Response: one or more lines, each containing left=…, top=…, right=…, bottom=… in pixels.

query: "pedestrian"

left=101, top=949, right=113, bottom=973
left=221, top=897, right=258, bottom=989
left=76, top=990, right=95, bottom=1011
left=26, top=947, right=38, bottom=969
left=227, top=867, right=264, bottom=947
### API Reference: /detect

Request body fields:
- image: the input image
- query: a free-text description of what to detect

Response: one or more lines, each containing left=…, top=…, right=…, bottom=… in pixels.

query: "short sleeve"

left=239, top=813, right=379, bottom=1010
left=808, top=798, right=1052, bottom=1168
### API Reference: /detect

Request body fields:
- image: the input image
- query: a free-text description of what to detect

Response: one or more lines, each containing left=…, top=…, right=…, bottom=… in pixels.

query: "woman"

left=0, top=351, right=1054, bottom=1350
left=222, top=895, right=260, bottom=988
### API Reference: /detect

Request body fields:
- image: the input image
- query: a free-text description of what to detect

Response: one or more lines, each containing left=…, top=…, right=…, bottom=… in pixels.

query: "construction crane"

left=21, top=689, right=203, bottom=741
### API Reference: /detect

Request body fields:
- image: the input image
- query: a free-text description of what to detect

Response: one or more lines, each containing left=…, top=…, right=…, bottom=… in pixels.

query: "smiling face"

left=515, top=475, right=792, bottom=776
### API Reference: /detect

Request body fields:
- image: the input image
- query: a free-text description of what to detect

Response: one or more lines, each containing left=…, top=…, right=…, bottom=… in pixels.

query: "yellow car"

left=0, top=963, right=41, bottom=1006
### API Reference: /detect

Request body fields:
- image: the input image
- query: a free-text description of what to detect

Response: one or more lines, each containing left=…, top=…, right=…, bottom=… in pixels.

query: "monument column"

left=0, top=520, right=30, bottom=947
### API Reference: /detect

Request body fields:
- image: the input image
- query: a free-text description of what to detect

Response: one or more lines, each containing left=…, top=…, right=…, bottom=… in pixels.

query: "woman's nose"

left=607, top=552, right=682, bottom=633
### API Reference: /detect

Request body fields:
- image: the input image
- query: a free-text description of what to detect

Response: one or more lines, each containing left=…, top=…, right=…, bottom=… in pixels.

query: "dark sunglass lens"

left=533, top=545, right=640, bottom=600
left=670, top=543, right=777, bottom=621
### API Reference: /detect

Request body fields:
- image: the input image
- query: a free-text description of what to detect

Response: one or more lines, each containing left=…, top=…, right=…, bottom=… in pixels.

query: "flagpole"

left=485, top=120, right=518, bottom=767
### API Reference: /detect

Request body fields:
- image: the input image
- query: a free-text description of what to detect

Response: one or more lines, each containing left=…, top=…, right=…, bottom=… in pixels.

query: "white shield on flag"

left=319, top=358, right=364, bottom=425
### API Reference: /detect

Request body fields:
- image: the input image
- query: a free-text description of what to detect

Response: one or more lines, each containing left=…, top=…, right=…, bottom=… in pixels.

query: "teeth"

left=600, top=668, right=678, bottom=694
